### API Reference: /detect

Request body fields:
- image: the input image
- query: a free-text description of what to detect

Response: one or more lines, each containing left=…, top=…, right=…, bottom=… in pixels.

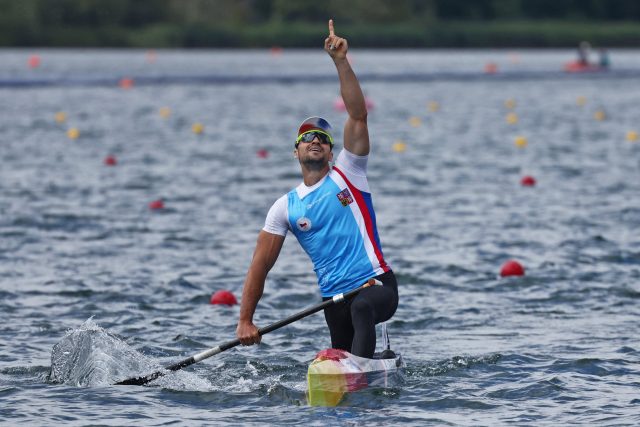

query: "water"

left=1, top=48, right=639, bottom=425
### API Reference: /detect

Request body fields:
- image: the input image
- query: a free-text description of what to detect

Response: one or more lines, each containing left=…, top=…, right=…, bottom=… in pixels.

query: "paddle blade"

left=115, top=356, right=195, bottom=386
left=115, top=371, right=164, bottom=386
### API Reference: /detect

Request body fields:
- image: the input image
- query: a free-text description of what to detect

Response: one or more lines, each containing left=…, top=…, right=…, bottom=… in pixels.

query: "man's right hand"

left=324, top=19, right=348, bottom=60
left=237, top=320, right=261, bottom=345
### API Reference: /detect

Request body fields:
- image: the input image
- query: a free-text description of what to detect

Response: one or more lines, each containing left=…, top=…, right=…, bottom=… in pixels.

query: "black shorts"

left=322, top=270, right=398, bottom=358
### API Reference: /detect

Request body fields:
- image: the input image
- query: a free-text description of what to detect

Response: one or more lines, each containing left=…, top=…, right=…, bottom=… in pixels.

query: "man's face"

left=295, top=134, right=333, bottom=167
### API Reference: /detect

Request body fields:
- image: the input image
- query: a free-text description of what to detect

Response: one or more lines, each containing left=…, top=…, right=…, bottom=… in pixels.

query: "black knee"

left=350, top=297, right=374, bottom=324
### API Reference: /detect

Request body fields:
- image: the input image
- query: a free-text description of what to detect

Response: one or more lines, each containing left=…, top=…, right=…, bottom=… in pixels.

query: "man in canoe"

left=236, top=20, right=398, bottom=359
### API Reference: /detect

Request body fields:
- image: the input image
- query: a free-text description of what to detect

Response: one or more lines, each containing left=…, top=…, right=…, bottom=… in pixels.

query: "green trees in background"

left=1, top=0, right=639, bottom=47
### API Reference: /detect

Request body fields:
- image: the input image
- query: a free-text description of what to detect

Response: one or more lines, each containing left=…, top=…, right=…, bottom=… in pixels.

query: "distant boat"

left=564, top=61, right=605, bottom=73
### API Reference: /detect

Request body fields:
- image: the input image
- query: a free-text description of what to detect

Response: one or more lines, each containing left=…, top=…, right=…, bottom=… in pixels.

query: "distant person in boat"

left=577, top=41, right=591, bottom=66
left=598, top=48, right=610, bottom=69
left=236, top=19, right=398, bottom=359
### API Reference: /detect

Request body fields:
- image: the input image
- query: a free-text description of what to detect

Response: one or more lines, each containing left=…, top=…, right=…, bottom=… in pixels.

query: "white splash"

left=49, top=318, right=154, bottom=387
left=49, top=318, right=212, bottom=390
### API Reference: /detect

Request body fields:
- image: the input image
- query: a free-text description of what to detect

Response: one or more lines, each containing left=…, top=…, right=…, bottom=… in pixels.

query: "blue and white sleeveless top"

left=263, top=149, right=389, bottom=297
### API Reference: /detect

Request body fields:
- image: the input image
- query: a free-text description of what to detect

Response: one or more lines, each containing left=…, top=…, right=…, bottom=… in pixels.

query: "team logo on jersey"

left=336, top=188, right=354, bottom=206
left=296, top=217, right=312, bottom=232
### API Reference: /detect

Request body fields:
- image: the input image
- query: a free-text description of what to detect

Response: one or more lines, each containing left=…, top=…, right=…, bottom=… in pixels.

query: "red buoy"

left=256, top=149, right=269, bottom=158
left=521, top=175, right=536, bottom=186
left=104, top=155, right=117, bottom=166
left=334, top=96, right=374, bottom=112
left=365, top=97, right=375, bottom=110
left=210, top=290, right=238, bottom=306
left=485, top=62, right=498, bottom=74
left=28, top=55, right=41, bottom=69
left=145, top=50, right=157, bottom=63
left=119, top=77, right=134, bottom=89
left=500, top=260, right=525, bottom=277
left=148, top=199, right=164, bottom=210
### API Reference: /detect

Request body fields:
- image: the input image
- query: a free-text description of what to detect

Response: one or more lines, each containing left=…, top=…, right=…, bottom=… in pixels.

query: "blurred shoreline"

left=3, top=21, right=640, bottom=49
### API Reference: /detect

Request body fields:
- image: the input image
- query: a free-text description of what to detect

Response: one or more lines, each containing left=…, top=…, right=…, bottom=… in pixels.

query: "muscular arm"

left=236, top=230, right=285, bottom=345
left=325, top=19, right=369, bottom=156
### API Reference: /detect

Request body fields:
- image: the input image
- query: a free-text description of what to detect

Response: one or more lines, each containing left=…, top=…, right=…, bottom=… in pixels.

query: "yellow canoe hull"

left=307, top=348, right=404, bottom=406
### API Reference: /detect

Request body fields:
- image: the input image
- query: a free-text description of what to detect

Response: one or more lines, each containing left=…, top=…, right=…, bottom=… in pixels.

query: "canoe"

left=307, top=348, right=405, bottom=406
left=563, top=61, right=604, bottom=73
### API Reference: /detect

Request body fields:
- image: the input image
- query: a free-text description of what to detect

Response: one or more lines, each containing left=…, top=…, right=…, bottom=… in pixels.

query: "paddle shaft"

left=115, top=280, right=374, bottom=386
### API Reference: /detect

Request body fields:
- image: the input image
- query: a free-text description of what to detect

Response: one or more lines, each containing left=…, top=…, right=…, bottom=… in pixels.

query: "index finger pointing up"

left=328, top=19, right=334, bottom=36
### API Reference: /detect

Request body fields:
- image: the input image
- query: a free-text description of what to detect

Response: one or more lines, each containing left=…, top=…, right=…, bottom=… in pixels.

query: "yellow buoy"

left=409, top=116, right=422, bottom=127
left=504, top=99, right=516, bottom=110
left=427, top=101, right=439, bottom=113
left=576, top=96, right=587, bottom=106
left=159, top=107, right=171, bottom=119
left=594, top=110, right=606, bottom=121
left=192, top=122, right=204, bottom=134
left=514, top=136, right=528, bottom=148
left=67, top=128, right=79, bottom=140
left=626, top=130, right=638, bottom=142
left=506, top=112, right=518, bottom=125
left=392, top=140, right=407, bottom=152
left=55, top=112, right=67, bottom=123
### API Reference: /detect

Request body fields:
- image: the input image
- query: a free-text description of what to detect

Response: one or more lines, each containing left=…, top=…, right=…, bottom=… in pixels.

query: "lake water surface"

left=1, top=49, right=639, bottom=426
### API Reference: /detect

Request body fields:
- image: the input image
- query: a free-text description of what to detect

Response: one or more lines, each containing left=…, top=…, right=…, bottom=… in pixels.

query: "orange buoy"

left=485, top=62, right=498, bottom=74
left=145, top=50, right=157, bottom=63
left=504, top=99, right=516, bottom=110
left=159, top=107, right=171, bottom=119
left=119, top=77, right=134, bottom=89
left=55, top=112, right=67, bottom=123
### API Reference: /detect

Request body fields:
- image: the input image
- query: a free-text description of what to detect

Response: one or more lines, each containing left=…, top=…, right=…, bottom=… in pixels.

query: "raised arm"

left=236, top=230, right=285, bottom=345
left=324, top=19, right=369, bottom=156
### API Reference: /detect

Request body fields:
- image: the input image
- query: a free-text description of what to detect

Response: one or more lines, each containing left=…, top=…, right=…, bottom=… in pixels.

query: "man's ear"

left=293, top=148, right=298, bottom=158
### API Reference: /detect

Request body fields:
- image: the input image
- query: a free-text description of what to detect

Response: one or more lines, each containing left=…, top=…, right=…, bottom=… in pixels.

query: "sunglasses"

left=295, top=131, right=333, bottom=148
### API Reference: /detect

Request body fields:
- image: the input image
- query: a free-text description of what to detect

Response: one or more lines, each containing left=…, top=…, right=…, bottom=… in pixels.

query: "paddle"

left=115, top=279, right=377, bottom=386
